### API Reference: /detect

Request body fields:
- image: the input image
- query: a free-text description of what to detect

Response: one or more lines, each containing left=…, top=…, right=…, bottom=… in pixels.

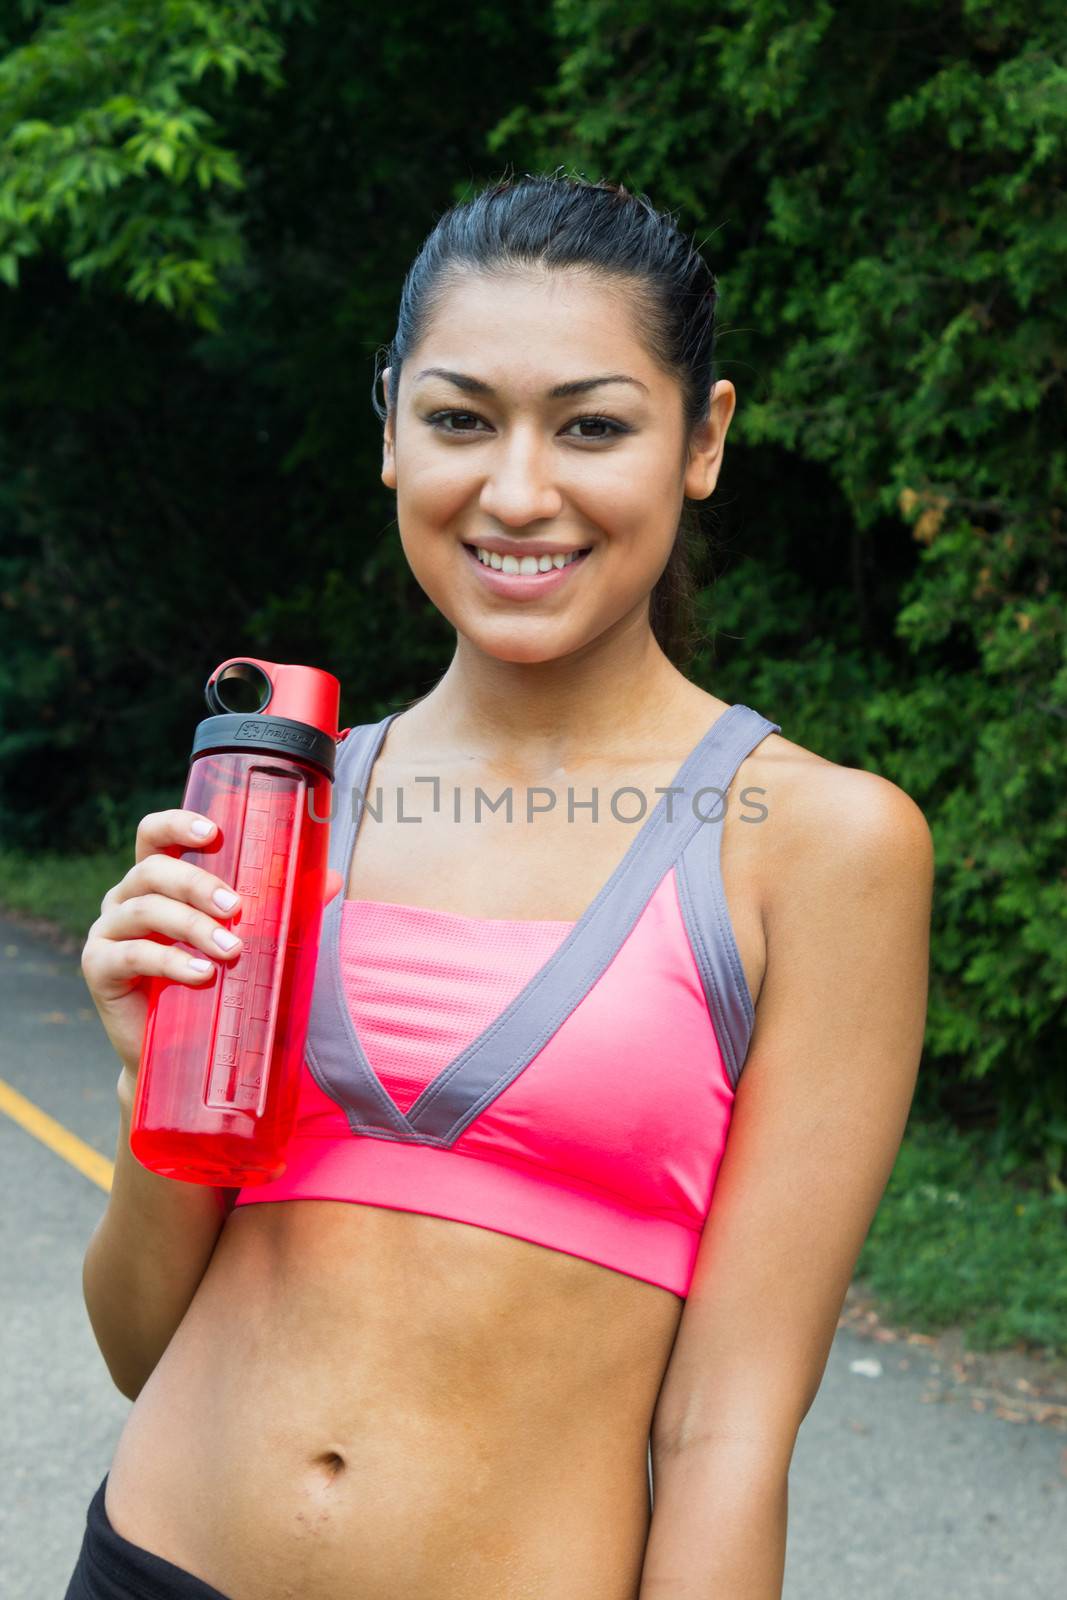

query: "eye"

left=422, top=409, right=631, bottom=442
left=424, top=410, right=487, bottom=434
left=563, top=414, right=630, bottom=441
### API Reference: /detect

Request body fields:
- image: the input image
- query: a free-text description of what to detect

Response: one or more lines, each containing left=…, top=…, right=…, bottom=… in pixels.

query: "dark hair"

left=371, top=170, right=721, bottom=669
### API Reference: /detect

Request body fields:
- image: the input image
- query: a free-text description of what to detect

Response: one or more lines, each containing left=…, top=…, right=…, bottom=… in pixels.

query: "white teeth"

left=473, top=546, right=587, bottom=574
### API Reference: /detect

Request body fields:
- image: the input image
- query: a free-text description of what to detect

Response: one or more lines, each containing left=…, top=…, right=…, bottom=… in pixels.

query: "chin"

left=462, top=622, right=586, bottom=666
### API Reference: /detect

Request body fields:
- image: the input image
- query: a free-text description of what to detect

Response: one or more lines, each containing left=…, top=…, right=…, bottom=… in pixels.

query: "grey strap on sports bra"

left=305, top=702, right=781, bottom=1144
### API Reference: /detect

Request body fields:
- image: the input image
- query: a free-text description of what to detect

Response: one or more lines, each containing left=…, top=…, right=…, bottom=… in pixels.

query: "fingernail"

left=213, top=888, right=238, bottom=912
left=191, top=819, right=215, bottom=838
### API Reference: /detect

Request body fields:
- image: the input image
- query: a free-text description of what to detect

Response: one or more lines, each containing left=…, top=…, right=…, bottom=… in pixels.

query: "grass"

left=3, top=845, right=1065, bottom=1360
left=0, top=843, right=133, bottom=946
left=856, top=1114, right=1067, bottom=1358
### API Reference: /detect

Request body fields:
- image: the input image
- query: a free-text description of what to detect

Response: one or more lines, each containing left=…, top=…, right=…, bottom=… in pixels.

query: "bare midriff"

left=105, top=1206, right=684, bottom=1599
left=103, top=692, right=779, bottom=1600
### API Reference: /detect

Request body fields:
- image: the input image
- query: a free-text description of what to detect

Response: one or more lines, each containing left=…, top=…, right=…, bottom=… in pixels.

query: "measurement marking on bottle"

left=206, top=769, right=305, bottom=1115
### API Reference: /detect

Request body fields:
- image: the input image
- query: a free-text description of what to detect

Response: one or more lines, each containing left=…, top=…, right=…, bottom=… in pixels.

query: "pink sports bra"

left=232, top=701, right=781, bottom=1298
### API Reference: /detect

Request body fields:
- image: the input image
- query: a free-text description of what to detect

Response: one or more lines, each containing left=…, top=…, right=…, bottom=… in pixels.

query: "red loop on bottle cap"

left=205, top=658, right=340, bottom=740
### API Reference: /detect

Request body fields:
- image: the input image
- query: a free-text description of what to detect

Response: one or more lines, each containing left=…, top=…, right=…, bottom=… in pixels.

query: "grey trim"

left=674, top=709, right=781, bottom=1089
left=305, top=703, right=780, bottom=1144
left=305, top=719, right=411, bottom=1138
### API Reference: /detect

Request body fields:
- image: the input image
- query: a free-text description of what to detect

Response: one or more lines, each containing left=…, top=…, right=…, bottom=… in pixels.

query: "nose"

left=477, top=425, right=564, bottom=527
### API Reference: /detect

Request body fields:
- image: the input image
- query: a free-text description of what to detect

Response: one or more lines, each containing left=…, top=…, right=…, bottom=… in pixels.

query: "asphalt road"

left=2, top=908, right=1064, bottom=1599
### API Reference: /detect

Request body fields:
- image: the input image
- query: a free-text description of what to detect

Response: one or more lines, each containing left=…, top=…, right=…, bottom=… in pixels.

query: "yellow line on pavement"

left=0, top=1077, right=113, bottom=1192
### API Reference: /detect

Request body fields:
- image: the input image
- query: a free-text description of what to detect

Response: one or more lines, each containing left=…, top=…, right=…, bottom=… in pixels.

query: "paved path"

left=2, top=907, right=1065, bottom=1598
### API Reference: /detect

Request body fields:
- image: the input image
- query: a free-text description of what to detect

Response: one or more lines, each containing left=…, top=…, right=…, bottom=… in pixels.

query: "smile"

left=461, top=542, right=593, bottom=600
left=467, top=544, right=591, bottom=573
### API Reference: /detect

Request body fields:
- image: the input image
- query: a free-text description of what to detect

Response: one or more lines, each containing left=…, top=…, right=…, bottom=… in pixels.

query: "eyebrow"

left=413, top=367, right=649, bottom=400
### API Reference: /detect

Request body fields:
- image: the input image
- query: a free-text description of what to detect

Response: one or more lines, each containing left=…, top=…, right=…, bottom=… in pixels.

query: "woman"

left=69, top=174, right=934, bottom=1600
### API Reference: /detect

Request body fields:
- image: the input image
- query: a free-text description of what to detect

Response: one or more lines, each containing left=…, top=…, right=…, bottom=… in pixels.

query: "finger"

left=82, top=929, right=221, bottom=1000
left=134, top=808, right=218, bottom=867
left=109, top=850, right=243, bottom=944
left=101, top=890, right=244, bottom=963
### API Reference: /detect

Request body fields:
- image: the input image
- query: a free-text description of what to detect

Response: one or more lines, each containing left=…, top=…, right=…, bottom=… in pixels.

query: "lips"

left=460, top=540, right=592, bottom=599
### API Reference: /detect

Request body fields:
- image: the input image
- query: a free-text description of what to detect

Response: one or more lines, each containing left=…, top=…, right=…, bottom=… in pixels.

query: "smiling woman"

left=372, top=260, right=731, bottom=673
left=69, top=172, right=933, bottom=1600
left=371, top=180, right=726, bottom=679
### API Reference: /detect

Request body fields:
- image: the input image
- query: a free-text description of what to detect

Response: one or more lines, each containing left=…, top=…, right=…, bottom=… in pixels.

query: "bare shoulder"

left=737, top=726, right=935, bottom=923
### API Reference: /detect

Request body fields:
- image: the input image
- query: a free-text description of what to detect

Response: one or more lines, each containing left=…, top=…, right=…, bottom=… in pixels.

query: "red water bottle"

left=129, top=657, right=341, bottom=1186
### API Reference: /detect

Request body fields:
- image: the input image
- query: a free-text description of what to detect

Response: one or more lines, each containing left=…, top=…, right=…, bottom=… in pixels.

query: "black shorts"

left=64, top=1474, right=233, bottom=1600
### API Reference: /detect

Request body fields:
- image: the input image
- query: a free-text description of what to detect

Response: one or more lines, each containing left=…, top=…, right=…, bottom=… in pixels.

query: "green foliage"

left=856, top=1114, right=1067, bottom=1356
left=0, top=1, right=1064, bottom=1183
left=0, top=0, right=316, bottom=327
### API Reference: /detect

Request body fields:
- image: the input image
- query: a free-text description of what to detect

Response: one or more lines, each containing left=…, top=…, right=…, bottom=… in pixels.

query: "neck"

left=396, top=627, right=699, bottom=774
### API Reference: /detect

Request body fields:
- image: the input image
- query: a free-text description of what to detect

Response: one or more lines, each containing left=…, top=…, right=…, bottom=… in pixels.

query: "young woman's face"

left=381, top=269, right=733, bottom=665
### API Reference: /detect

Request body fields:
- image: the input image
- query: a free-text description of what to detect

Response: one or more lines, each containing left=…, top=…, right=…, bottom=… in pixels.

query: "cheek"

left=395, top=522, right=468, bottom=629
left=397, top=456, right=472, bottom=525
left=570, top=476, right=679, bottom=591
left=394, top=478, right=466, bottom=591
left=570, top=444, right=680, bottom=540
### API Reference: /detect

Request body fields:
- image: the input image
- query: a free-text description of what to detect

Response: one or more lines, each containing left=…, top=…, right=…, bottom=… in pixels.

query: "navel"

left=311, top=1448, right=347, bottom=1478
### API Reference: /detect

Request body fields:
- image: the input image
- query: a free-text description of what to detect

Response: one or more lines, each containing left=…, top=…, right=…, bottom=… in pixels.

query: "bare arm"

left=640, top=1441, right=790, bottom=1599
left=82, top=1068, right=238, bottom=1401
left=639, top=765, right=934, bottom=1598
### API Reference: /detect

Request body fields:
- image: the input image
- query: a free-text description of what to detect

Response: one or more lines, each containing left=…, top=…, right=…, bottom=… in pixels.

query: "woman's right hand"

left=80, top=810, right=245, bottom=1088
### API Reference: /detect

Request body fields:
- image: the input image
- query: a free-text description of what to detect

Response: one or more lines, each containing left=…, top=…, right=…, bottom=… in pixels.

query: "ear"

left=683, top=379, right=736, bottom=501
left=381, top=366, right=397, bottom=490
